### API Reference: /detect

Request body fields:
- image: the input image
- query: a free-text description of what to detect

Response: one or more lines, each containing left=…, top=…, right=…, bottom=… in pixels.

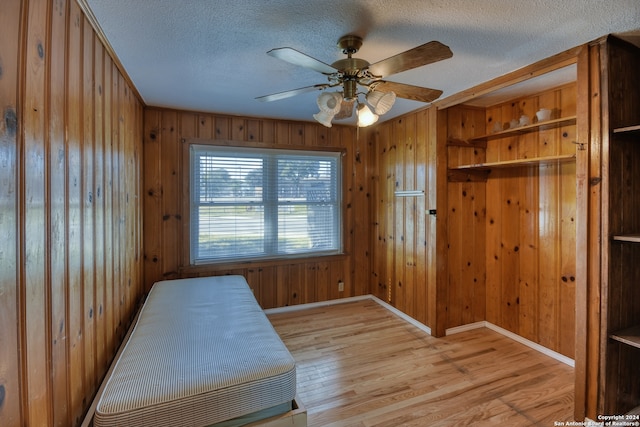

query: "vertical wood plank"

left=499, top=171, right=520, bottom=333
left=558, top=85, right=577, bottom=358
left=352, top=127, right=369, bottom=297
left=82, top=17, right=96, bottom=398
left=385, top=123, right=396, bottom=306
left=126, top=74, right=138, bottom=320
left=287, top=264, right=303, bottom=306
left=143, top=109, right=163, bottom=290
left=276, top=265, right=290, bottom=307
left=303, top=263, right=318, bottom=304
left=109, top=61, right=123, bottom=344
left=371, top=126, right=386, bottom=301
left=276, top=122, right=289, bottom=145
left=289, top=122, right=304, bottom=146
left=246, top=119, right=261, bottom=143
left=23, top=0, right=52, bottom=424
left=338, top=126, right=353, bottom=275
left=216, top=116, right=231, bottom=140
left=231, top=117, right=245, bottom=141
left=261, top=267, right=278, bottom=309
left=415, top=109, right=428, bottom=325
left=403, top=114, right=417, bottom=319
left=393, top=118, right=405, bottom=311
left=49, top=0, right=70, bottom=424
left=102, top=52, right=115, bottom=365
left=517, top=97, right=539, bottom=343
left=315, top=261, right=330, bottom=302
left=518, top=162, right=539, bottom=342
left=66, top=3, right=85, bottom=423
left=261, top=120, right=275, bottom=145
left=93, top=35, right=106, bottom=381
left=160, top=111, right=180, bottom=280
left=198, top=114, right=214, bottom=140
left=0, top=0, right=23, bottom=424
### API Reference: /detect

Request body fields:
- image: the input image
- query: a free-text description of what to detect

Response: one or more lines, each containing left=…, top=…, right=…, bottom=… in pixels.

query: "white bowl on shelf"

left=536, top=108, right=552, bottom=122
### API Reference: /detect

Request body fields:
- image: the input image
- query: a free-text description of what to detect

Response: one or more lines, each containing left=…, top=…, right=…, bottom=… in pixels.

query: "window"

left=190, top=144, right=342, bottom=264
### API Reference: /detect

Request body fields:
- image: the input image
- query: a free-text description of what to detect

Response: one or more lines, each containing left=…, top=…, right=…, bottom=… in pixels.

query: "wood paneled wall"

left=0, top=1, right=143, bottom=425
left=0, top=2, right=589, bottom=422
left=142, top=108, right=373, bottom=308
left=443, top=105, right=488, bottom=330
left=370, top=109, right=437, bottom=326
left=445, top=84, right=577, bottom=357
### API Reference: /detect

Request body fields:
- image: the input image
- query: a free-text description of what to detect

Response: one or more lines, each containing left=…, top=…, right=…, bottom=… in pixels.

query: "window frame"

left=188, top=142, right=344, bottom=265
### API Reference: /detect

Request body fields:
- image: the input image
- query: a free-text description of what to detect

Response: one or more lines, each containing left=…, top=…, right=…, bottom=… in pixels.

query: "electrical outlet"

left=338, top=281, right=344, bottom=292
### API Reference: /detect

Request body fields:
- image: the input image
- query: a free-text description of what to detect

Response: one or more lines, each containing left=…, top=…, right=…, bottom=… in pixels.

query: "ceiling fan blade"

left=371, top=81, right=443, bottom=103
left=267, top=47, right=337, bottom=75
left=366, top=41, right=453, bottom=78
left=256, top=84, right=330, bottom=102
left=333, top=99, right=355, bottom=120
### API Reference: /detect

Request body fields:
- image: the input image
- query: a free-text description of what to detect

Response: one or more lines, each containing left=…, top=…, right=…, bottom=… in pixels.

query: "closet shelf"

left=449, top=154, right=576, bottom=172
left=610, top=325, right=640, bottom=349
left=613, top=234, right=640, bottom=243
left=613, top=124, right=640, bottom=134
left=466, top=116, right=577, bottom=143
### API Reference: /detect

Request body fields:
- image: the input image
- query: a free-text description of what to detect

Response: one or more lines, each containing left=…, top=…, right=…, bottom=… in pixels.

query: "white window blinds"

left=190, top=145, right=342, bottom=264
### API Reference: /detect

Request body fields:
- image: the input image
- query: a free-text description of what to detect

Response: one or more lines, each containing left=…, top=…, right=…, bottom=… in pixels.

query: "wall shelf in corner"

left=613, top=124, right=640, bottom=134
left=450, top=154, right=576, bottom=172
left=610, top=325, right=640, bottom=350
left=467, top=116, right=577, bottom=143
left=613, top=234, right=640, bottom=243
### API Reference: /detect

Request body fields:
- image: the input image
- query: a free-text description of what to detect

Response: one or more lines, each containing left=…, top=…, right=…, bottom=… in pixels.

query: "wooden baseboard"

left=446, top=320, right=575, bottom=367
left=263, top=294, right=373, bottom=315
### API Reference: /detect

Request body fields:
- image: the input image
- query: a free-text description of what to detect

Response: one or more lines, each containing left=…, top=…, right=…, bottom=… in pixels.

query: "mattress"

left=94, top=275, right=297, bottom=427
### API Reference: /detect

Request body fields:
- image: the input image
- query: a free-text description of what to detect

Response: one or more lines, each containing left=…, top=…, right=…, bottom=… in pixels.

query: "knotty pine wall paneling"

left=445, top=105, right=487, bottom=329
left=0, top=1, right=144, bottom=425
left=487, top=84, right=576, bottom=358
left=444, top=84, right=577, bottom=358
left=0, top=0, right=21, bottom=423
left=142, top=108, right=372, bottom=308
left=370, top=108, right=435, bottom=326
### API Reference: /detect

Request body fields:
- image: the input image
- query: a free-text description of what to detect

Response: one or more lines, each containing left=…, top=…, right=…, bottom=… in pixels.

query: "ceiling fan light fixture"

left=366, top=90, right=396, bottom=115
left=313, top=110, right=336, bottom=127
left=260, top=36, right=452, bottom=127
left=317, top=92, right=342, bottom=113
left=357, top=104, right=379, bottom=127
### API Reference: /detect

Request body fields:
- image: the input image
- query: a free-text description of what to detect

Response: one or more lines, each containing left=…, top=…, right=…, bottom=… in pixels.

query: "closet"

left=438, top=71, right=578, bottom=358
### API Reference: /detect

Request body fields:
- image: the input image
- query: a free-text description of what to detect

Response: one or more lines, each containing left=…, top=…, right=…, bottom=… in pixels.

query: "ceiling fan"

left=256, top=35, right=453, bottom=127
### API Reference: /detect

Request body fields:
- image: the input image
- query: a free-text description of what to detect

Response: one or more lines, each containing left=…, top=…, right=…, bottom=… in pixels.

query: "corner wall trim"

left=368, top=295, right=433, bottom=336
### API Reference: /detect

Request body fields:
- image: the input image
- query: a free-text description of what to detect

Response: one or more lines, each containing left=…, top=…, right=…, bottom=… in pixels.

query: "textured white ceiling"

left=85, top=0, right=640, bottom=125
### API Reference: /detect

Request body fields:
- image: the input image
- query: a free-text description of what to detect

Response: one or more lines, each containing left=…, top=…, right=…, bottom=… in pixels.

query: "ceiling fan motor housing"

left=337, top=34, right=363, bottom=55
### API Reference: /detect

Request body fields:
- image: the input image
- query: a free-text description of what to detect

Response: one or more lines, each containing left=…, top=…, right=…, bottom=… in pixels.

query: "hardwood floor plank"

left=268, top=299, right=574, bottom=426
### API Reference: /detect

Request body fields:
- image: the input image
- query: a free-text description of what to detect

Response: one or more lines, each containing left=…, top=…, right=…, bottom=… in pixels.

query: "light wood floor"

left=267, top=299, right=574, bottom=427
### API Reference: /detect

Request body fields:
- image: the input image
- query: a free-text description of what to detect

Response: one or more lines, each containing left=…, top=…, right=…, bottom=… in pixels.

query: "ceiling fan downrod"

left=331, top=35, right=370, bottom=101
